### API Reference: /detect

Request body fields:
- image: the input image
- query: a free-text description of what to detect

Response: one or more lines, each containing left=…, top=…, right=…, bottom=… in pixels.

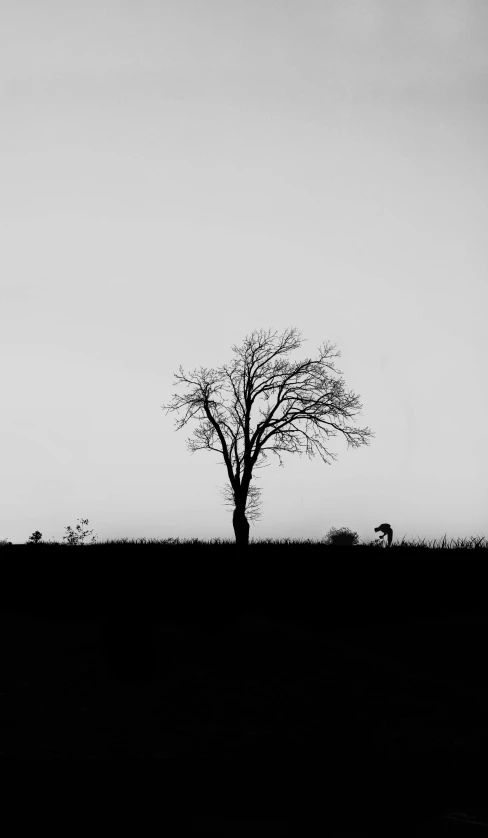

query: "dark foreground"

left=2, top=547, right=488, bottom=833
left=1, top=605, right=487, bottom=763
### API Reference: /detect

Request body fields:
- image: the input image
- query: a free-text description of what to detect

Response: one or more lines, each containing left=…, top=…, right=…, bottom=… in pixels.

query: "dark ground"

left=2, top=548, right=487, bottom=833
left=2, top=605, right=488, bottom=834
left=1, top=605, right=486, bottom=763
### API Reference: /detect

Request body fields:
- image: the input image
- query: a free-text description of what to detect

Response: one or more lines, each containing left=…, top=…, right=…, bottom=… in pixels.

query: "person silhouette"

left=374, top=523, right=393, bottom=547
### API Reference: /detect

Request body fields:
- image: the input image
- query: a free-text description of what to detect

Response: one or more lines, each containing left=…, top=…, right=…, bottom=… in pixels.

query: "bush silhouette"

left=322, top=527, right=359, bottom=546
left=62, top=518, right=98, bottom=546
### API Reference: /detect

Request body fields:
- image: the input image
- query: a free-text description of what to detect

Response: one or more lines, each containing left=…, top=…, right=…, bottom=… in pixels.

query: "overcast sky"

left=1, top=0, right=487, bottom=545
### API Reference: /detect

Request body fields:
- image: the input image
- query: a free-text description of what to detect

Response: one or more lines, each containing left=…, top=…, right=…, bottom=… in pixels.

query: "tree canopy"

left=162, top=327, right=374, bottom=544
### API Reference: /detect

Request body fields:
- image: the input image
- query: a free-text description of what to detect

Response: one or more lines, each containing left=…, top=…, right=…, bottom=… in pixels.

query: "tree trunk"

left=233, top=506, right=250, bottom=547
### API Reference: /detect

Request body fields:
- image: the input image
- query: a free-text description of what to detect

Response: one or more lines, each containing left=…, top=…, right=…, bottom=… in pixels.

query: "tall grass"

left=18, top=534, right=487, bottom=549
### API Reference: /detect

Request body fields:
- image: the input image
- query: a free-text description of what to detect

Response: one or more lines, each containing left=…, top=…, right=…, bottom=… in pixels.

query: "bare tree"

left=162, top=327, right=374, bottom=546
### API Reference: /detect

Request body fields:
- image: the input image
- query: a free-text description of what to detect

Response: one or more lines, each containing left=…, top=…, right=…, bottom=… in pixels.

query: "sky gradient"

left=2, top=0, right=487, bottom=545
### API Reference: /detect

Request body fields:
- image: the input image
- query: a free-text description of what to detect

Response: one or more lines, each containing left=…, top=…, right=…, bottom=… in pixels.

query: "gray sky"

left=1, top=0, right=487, bottom=545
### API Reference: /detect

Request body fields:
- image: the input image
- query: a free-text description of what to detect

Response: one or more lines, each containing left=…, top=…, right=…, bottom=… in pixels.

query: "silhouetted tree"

left=27, top=530, right=43, bottom=544
left=162, top=327, right=374, bottom=547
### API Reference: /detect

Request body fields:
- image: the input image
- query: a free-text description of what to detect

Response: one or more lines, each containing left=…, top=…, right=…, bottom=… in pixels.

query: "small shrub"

left=62, top=518, right=98, bottom=546
left=322, top=527, right=359, bottom=546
